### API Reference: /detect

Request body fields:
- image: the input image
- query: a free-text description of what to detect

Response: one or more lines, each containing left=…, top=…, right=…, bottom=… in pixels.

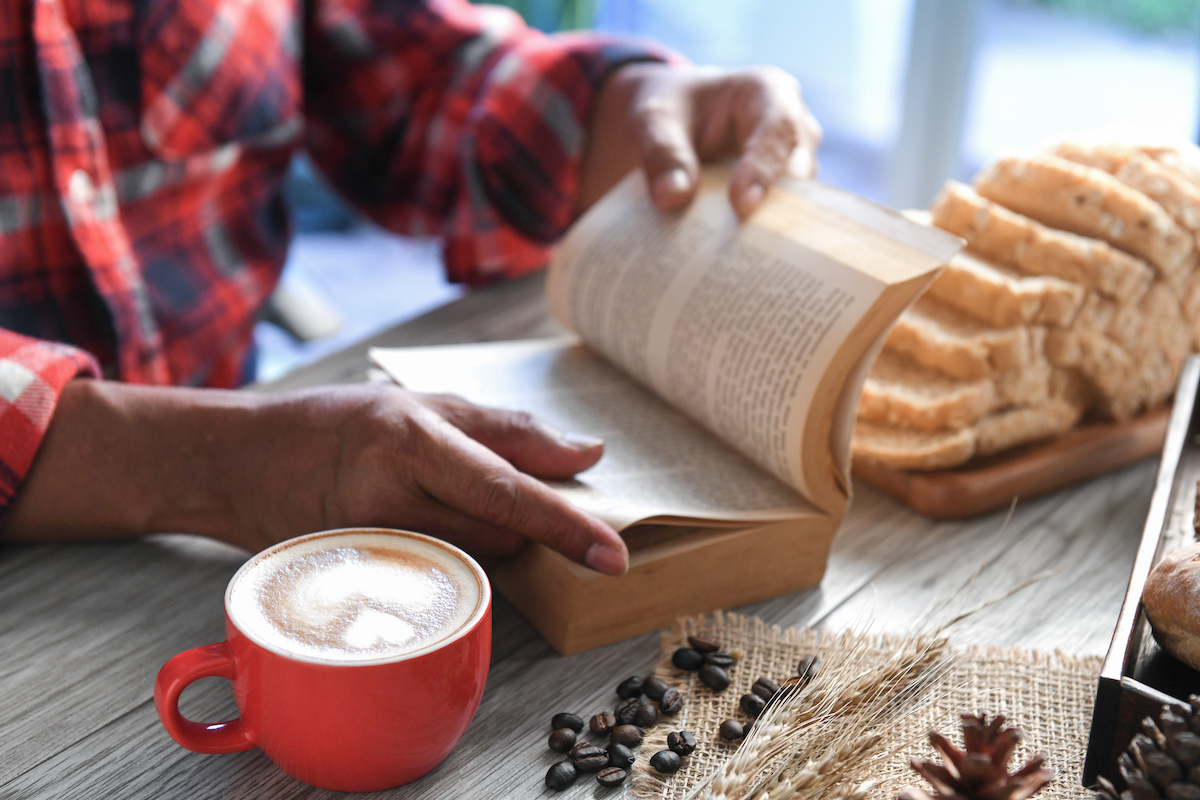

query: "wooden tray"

left=852, top=408, right=1171, bottom=520
left=1083, top=355, right=1200, bottom=786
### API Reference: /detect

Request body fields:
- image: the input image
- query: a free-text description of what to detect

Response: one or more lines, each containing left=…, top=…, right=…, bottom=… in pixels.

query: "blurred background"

left=255, top=0, right=1200, bottom=381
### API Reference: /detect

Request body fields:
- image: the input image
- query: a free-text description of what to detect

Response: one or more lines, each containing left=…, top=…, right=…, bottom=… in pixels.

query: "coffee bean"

left=569, top=741, right=593, bottom=759
left=634, top=702, right=659, bottom=728
left=642, top=675, right=670, bottom=701
left=572, top=746, right=609, bottom=773
left=751, top=677, right=780, bottom=702
left=548, top=728, right=576, bottom=753
left=551, top=712, right=584, bottom=733
left=607, top=743, right=635, bottom=770
left=614, top=697, right=639, bottom=726
left=546, top=761, right=578, bottom=791
left=687, top=635, right=720, bottom=653
left=744, top=719, right=755, bottom=738
left=671, top=648, right=705, bottom=671
left=597, top=766, right=627, bottom=788
left=719, top=719, right=745, bottom=740
left=650, top=750, right=682, bottom=774
left=698, top=664, right=730, bottom=692
left=739, top=693, right=766, bottom=717
left=660, top=687, right=683, bottom=716
left=610, top=724, right=643, bottom=748
left=797, top=655, right=822, bottom=684
left=590, top=711, right=616, bottom=736
left=616, top=675, right=644, bottom=700
left=667, top=730, right=697, bottom=756
left=704, top=652, right=735, bottom=668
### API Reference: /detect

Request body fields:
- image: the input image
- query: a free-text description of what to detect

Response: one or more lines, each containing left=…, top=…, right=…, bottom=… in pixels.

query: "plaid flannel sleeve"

left=0, top=332, right=99, bottom=511
left=303, top=0, right=668, bottom=284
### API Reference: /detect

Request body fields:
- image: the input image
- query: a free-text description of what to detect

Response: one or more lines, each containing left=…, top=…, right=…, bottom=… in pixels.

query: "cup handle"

left=154, top=642, right=255, bottom=754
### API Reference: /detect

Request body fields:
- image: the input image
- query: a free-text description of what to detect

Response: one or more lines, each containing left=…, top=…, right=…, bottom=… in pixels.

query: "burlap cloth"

left=630, top=612, right=1101, bottom=800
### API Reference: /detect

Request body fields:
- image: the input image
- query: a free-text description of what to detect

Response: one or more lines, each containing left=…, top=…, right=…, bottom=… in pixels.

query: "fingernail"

left=654, top=168, right=691, bottom=199
left=585, top=542, right=628, bottom=576
left=561, top=431, right=604, bottom=451
left=740, top=182, right=765, bottom=214
left=536, top=420, right=603, bottom=451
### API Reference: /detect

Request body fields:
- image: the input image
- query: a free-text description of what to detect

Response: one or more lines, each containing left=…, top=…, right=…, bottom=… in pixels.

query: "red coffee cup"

left=154, top=528, right=491, bottom=792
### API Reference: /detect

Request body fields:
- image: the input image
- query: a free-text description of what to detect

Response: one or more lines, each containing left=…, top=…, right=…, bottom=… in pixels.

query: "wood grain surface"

left=0, top=271, right=1151, bottom=799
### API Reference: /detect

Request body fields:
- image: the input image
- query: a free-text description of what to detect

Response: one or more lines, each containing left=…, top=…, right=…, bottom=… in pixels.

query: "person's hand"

left=1, top=380, right=629, bottom=575
left=578, top=61, right=822, bottom=218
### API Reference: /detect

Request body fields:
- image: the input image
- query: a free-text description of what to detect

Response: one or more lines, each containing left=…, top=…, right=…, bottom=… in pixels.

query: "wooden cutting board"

left=852, top=408, right=1171, bottom=520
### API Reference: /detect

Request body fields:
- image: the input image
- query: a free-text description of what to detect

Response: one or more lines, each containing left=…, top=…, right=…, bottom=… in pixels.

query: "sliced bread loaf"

left=930, top=181, right=1153, bottom=300
left=974, top=155, right=1194, bottom=289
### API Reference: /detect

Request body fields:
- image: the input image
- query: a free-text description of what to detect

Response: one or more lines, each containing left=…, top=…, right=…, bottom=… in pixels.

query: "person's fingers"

left=418, top=393, right=604, bottom=479
left=727, top=69, right=809, bottom=217
left=791, top=107, right=823, bottom=180
left=379, top=498, right=526, bottom=559
left=631, top=80, right=701, bottom=212
left=410, top=416, right=628, bottom=575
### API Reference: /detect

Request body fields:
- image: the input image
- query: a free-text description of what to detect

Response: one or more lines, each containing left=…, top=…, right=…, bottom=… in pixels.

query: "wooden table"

left=0, top=271, right=1149, bottom=798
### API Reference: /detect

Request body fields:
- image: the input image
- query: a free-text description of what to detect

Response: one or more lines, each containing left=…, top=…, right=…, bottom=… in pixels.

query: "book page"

left=370, top=339, right=822, bottom=531
left=545, top=173, right=873, bottom=508
left=547, top=168, right=960, bottom=513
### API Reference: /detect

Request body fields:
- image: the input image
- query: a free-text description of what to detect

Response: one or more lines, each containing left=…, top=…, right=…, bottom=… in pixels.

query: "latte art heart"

left=229, top=533, right=481, bottom=662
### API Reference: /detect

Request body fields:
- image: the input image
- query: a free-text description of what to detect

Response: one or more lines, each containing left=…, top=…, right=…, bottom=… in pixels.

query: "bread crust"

left=1143, top=542, right=1200, bottom=671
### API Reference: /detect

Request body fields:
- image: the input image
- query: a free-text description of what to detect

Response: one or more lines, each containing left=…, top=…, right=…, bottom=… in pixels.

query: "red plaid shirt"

left=0, top=0, right=662, bottom=509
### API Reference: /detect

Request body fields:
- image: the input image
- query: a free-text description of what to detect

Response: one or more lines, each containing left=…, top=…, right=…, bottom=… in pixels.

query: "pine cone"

left=1093, top=696, right=1200, bottom=800
left=898, top=713, right=1054, bottom=800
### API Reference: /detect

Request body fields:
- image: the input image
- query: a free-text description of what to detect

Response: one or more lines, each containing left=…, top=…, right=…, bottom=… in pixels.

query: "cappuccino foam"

left=228, top=532, right=482, bottom=663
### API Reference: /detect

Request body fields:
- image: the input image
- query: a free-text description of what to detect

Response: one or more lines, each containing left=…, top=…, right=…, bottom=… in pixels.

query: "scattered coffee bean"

left=546, top=760, right=578, bottom=791
left=744, top=719, right=755, bottom=738
left=551, top=712, right=584, bottom=733
left=667, top=730, right=697, bottom=756
left=590, top=711, right=616, bottom=736
left=698, top=664, right=730, bottom=692
left=797, top=655, right=822, bottom=684
left=572, top=745, right=609, bottom=773
left=548, top=728, right=576, bottom=753
left=616, top=675, right=644, bottom=700
left=660, top=687, right=683, bottom=716
left=634, top=702, right=659, bottom=728
left=650, top=750, right=682, bottom=774
left=642, top=675, right=670, bottom=702
left=687, top=635, right=720, bottom=653
left=610, top=724, right=643, bottom=748
left=739, top=693, right=766, bottom=718
left=704, top=652, right=735, bottom=668
left=672, top=647, right=705, bottom=671
left=569, top=741, right=593, bottom=759
left=719, top=719, right=745, bottom=741
left=751, top=677, right=780, bottom=702
left=608, top=743, right=635, bottom=770
left=597, top=766, right=627, bottom=788
left=615, top=697, right=640, bottom=726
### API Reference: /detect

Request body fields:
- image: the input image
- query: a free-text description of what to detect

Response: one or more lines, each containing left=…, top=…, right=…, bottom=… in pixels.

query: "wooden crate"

left=1084, top=355, right=1200, bottom=786
left=490, top=517, right=837, bottom=655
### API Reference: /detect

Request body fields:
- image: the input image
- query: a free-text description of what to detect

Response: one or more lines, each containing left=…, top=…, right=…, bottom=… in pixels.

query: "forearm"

left=0, top=380, right=628, bottom=574
left=0, top=380, right=262, bottom=546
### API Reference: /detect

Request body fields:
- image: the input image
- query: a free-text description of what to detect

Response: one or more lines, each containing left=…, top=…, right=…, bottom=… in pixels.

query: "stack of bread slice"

left=853, top=140, right=1200, bottom=470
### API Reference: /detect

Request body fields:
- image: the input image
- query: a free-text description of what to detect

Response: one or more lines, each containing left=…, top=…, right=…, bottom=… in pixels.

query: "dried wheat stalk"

left=686, top=632, right=954, bottom=800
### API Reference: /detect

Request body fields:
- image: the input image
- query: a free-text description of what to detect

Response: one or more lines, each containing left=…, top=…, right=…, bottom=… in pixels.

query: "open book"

left=371, top=167, right=962, bottom=534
